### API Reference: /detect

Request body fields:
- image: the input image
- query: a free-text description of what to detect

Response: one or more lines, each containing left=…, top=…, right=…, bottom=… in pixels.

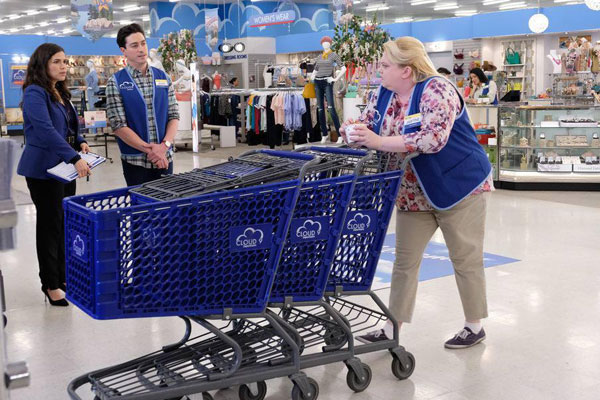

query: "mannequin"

left=85, top=60, right=99, bottom=111
left=593, top=41, right=600, bottom=73
left=212, top=70, right=222, bottom=90
left=148, top=48, right=165, bottom=71
left=263, top=64, right=273, bottom=88
left=310, top=36, right=346, bottom=143
left=547, top=50, right=562, bottom=74
left=173, top=59, right=191, bottom=92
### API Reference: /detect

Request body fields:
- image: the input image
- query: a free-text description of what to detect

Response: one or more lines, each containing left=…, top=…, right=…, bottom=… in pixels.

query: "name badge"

left=404, top=113, right=422, bottom=129
left=155, top=79, right=168, bottom=87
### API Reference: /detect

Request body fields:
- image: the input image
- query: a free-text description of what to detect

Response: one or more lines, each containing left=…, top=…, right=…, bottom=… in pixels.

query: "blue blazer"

left=17, top=85, right=85, bottom=180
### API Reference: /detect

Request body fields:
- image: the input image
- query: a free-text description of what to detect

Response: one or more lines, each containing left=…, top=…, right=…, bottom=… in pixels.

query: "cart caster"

left=211, top=145, right=216, bottom=151
left=93, top=389, right=121, bottom=399
left=239, top=381, right=267, bottom=400
left=346, top=362, right=372, bottom=393
left=291, top=377, right=318, bottom=400
left=391, top=351, right=415, bottom=380
left=202, top=392, right=214, bottom=400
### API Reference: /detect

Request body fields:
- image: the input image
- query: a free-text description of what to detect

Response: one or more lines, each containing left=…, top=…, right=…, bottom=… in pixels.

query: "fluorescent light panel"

left=124, top=5, right=141, bottom=12
left=56, top=18, right=69, bottom=24
left=366, top=5, right=390, bottom=11
left=482, top=0, right=509, bottom=4
left=499, top=2, right=528, bottom=9
left=455, top=9, right=477, bottom=15
left=47, top=5, right=63, bottom=11
left=396, top=17, right=414, bottom=22
left=27, top=10, right=41, bottom=16
left=411, top=0, right=437, bottom=4
left=434, top=3, right=459, bottom=10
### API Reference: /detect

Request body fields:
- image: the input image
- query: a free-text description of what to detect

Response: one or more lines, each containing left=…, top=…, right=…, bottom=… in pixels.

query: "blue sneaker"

left=444, top=327, right=486, bottom=349
left=356, top=329, right=389, bottom=344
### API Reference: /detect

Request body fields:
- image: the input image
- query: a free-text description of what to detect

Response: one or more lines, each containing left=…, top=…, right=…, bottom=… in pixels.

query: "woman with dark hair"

left=229, top=77, right=239, bottom=88
left=466, top=67, right=498, bottom=105
left=17, top=43, right=91, bottom=307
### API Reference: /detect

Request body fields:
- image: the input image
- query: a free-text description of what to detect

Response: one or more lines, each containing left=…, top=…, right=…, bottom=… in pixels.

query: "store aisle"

left=2, top=142, right=600, bottom=399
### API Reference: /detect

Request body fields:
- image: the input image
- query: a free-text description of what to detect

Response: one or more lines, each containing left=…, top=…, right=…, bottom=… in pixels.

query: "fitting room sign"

left=249, top=10, right=296, bottom=28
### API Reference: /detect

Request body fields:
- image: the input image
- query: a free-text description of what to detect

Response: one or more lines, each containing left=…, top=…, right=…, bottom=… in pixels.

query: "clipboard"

left=47, top=152, right=106, bottom=183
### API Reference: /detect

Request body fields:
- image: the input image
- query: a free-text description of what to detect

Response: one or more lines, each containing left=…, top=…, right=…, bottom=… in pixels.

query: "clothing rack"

left=198, top=89, right=251, bottom=142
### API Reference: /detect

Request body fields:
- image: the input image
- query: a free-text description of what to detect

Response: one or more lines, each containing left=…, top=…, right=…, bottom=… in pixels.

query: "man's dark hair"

left=117, top=23, right=145, bottom=48
left=469, top=67, right=489, bottom=84
left=437, top=67, right=451, bottom=76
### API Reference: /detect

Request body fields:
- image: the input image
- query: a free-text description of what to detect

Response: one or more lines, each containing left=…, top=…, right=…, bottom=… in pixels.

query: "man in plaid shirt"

left=106, top=23, right=179, bottom=186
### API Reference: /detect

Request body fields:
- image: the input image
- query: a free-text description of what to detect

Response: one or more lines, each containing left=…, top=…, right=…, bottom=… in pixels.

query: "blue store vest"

left=374, top=77, right=492, bottom=210
left=114, top=66, right=169, bottom=155
left=481, top=84, right=498, bottom=105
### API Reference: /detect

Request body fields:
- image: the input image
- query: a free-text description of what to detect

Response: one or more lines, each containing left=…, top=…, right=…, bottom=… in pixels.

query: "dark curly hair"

left=22, top=43, right=70, bottom=106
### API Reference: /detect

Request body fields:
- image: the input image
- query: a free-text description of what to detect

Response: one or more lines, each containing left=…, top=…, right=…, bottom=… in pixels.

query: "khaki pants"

left=389, top=192, right=489, bottom=323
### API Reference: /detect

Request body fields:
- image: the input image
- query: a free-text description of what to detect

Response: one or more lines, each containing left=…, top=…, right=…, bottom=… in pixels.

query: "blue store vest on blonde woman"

left=113, top=66, right=169, bottom=155
left=374, top=77, right=492, bottom=210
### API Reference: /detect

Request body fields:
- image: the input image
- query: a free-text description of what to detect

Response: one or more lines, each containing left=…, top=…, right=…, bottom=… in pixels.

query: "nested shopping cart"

left=66, top=150, right=325, bottom=400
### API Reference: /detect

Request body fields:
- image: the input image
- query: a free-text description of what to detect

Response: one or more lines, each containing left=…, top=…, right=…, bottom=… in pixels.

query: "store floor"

left=2, top=139, right=600, bottom=400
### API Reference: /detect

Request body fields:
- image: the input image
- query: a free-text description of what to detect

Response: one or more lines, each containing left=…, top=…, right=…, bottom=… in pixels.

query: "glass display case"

left=466, top=104, right=500, bottom=182
left=498, top=105, right=600, bottom=189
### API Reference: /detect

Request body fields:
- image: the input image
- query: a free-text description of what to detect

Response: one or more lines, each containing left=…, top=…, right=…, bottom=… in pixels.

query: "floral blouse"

left=360, top=77, right=493, bottom=212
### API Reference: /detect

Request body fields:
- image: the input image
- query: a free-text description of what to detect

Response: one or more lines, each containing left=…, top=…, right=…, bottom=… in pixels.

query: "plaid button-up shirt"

left=106, top=64, right=179, bottom=168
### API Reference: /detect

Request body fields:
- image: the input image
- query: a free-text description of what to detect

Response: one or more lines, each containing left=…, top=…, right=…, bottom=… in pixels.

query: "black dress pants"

left=26, top=177, right=76, bottom=290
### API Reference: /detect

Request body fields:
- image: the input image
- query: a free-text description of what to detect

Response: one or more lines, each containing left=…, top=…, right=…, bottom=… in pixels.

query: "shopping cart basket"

left=67, top=151, right=323, bottom=400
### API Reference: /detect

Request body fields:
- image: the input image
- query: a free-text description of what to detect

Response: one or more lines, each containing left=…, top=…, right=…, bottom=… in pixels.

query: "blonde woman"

left=341, top=37, right=493, bottom=349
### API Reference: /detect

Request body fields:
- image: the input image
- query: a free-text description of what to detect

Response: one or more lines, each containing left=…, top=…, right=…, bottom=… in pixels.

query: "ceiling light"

left=585, top=0, right=600, bottom=9
left=119, top=20, right=133, bottom=25
left=22, top=25, right=34, bottom=30
left=142, top=15, right=150, bottom=21
left=414, top=17, right=432, bottom=21
left=395, top=17, right=414, bottom=22
left=455, top=9, right=477, bottom=15
left=499, top=2, right=528, bottom=9
left=529, top=13, right=549, bottom=32
left=482, top=0, right=509, bottom=4
left=123, top=5, right=141, bottom=12
left=55, top=18, right=69, bottom=24
left=8, top=14, right=21, bottom=20
left=63, top=28, right=74, bottom=34
left=46, top=5, right=63, bottom=11
left=434, top=3, right=459, bottom=10
left=366, top=4, right=390, bottom=11
left=0, top=31, right=5, bottom=35
left=27, top=10, right=41, bottom=16
left=47, top=30, right=55, bottom=35
left=39, top=21, right=50, bottom=27
left=411, top=0, right=437, bottom=4
left=554, top=0, right=572, bottom=2
left=8, top=28, right=18, bottom=33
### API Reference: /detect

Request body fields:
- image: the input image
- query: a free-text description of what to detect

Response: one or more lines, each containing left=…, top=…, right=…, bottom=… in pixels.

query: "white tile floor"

left=2, top=139, right=600, bottom=399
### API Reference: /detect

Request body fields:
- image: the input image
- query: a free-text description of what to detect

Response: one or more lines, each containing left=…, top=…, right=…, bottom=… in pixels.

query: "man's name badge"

left=155, top=79, right=169, bottom=87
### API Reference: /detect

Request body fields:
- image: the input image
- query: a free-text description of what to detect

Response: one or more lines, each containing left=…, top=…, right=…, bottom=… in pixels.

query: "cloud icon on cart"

left=296, top=219, right=322, bottom=240
left=236, top=228, right=265, bottom=248
left=347, top=213, right=371, bottom=232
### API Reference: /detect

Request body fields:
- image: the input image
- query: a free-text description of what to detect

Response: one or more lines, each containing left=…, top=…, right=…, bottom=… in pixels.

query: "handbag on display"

left=454, top=49, right=464, bottom=59
left=505, top=47, right=521, bottom=64
left=303, top=82, right=316, bottom=98
left=453, top=63, right=464, bottom=75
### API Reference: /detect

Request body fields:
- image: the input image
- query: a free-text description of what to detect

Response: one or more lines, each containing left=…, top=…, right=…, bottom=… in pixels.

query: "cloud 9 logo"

left=236, top=228, right=264, bottom=249
left=119, top=81, right=135, bottom=91
left=296, top=219, right=322, bottom=240
left=347, top=213, right=371, bottom=233
left=73, top=234, right=85, bottom=258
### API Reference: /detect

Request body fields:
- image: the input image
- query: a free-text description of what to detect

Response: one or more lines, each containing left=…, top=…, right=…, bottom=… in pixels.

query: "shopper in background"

left=229, top=77, right=239, bottom=88
left=106, top=23, right=179, bottom=186
left=17, top=43, right=91, bottom=307
left=466, top=67, right=498, bottom=105
left=341, top=37, right=493, bottom=349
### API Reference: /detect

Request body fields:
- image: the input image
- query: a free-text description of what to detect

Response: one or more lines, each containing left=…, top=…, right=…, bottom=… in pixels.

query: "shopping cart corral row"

left=66, top=147, right=417, bottom=400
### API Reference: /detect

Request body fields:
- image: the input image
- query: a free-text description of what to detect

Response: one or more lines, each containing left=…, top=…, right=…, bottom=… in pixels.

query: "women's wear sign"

left=249, top=10, right=296, bottom=27
left=70, top=0, right=114, bottom=42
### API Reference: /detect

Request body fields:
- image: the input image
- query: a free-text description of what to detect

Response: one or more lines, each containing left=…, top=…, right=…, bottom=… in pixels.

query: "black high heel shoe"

left=41, top=287, right=69, bottom=307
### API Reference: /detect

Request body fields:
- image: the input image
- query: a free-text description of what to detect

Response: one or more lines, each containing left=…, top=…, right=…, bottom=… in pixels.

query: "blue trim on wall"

left=276, top=4, right=600, bottom=53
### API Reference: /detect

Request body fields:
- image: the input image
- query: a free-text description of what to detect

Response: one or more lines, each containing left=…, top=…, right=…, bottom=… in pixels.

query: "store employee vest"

left=114, top=67, right=169, bottom=155
left=482, top=84, right=498, bottom=105
left=373, top=77, right=492, bottom=210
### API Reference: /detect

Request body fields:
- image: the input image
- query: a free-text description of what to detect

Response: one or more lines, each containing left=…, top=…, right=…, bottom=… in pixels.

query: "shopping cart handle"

left=260, top=149, right=316, bottom=161
left=297, top=146, right=369, bottom=157
left=400, top=152, right=420, bottom=171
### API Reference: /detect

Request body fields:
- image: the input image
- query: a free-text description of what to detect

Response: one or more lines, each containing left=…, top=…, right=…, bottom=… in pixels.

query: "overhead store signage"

left=205, top=8, right=219, bottom=49
left=223, top=54, right=248, bottom=60
left=249, top=10, right=296, bottom=28
left=71, top=0, right=114, bottom=42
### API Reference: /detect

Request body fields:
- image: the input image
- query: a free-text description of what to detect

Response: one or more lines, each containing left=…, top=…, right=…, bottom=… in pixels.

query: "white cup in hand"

left=345, top=124, right=366, bottom=144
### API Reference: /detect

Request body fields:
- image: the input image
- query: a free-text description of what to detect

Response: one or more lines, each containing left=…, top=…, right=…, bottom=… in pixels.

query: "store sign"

left=223, top=54, right=248, bottom=61
left=71, top=0, right=114, bottom=42
left=205, top=8, right=219, bottom=49
left=249, top=10, right=296, bottom=28
left=9, top=64, right=26, bottom=88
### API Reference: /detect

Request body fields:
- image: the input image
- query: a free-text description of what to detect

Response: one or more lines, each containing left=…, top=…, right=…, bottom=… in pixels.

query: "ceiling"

left=0, top=0, right=588, bottom=37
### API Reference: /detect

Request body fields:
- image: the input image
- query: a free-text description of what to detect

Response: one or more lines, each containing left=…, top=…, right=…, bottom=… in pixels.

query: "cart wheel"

left=211, top=145, right=216, bottom=150
left=323, top=326, right=347, bottom=347
left=346, top=363, right=372, bottom=393
left=291, top=377, right=319, bottom=400
left=391, top=352, right=415, bottom=380
left=93, top=389, right=121, bottom=399
left=202, top=393, right=214, bottom=400
left=239, top=381, right=267, bottom=400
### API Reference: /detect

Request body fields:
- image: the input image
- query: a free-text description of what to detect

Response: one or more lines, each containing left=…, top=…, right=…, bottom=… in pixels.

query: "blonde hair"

left=383, top=37, right=439, bottom=83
